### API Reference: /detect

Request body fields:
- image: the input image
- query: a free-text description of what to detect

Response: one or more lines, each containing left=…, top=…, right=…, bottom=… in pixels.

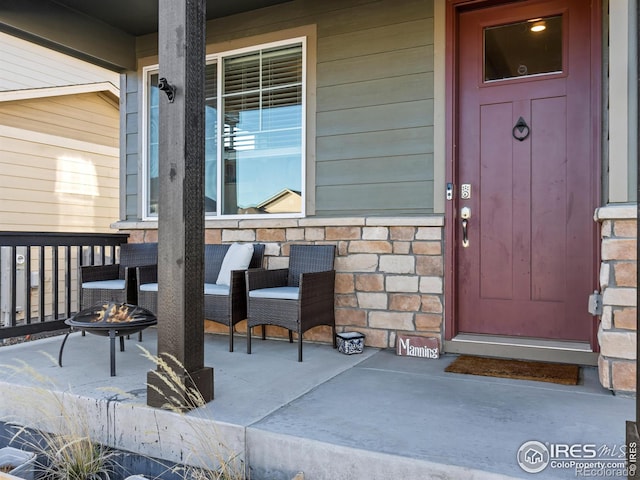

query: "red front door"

left=454, top=0, right=598, bottom=343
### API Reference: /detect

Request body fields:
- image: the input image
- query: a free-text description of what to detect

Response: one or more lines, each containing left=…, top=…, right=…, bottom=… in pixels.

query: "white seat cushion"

left=249, top=286, right=299, bottom=300
left=140, top=283, right=158, bottom=292
left=82, top=279, right=125, bottom=290
left=216, top=243, right=254, bottom=286
left=204, top=283, right=230, bottom=296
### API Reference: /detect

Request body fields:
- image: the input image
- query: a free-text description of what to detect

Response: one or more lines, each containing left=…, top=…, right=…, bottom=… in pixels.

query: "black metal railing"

left=0, top=232, right=129, bottom=339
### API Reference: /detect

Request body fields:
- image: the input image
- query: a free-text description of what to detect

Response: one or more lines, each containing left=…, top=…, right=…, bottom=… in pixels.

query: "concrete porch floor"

left=0, top=329, right=634, bottom=480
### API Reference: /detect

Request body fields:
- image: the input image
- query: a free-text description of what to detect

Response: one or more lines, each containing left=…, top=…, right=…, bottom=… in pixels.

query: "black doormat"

left=445, top=355, right=580, bottom=385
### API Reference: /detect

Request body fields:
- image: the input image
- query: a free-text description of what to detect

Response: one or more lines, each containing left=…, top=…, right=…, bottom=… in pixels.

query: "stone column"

left=147, top=0, right=214, bottom=409
left=595, top=205, right=637, bottom=394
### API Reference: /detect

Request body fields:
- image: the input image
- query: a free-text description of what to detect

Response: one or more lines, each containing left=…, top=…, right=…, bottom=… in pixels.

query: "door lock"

left=460, top=207, right=471, bottom=248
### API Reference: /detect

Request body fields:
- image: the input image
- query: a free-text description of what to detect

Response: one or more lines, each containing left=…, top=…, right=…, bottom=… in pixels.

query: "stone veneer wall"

left=595, top=205, right=637, bottom=394
left=122, top=216, right=445, bottom=349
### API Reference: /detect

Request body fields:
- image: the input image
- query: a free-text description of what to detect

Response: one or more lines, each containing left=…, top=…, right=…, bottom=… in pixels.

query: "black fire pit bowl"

left=67, top=302, right=157, bottom=333
left=59, top=302, right=157, bottom=376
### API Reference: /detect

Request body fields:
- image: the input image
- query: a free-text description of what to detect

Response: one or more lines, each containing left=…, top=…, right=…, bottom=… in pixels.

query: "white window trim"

left=141, top=37, right=307, bottom=221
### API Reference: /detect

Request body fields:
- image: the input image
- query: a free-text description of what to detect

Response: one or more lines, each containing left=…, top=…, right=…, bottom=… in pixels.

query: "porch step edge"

left=246, top=428, right=521, bottom=480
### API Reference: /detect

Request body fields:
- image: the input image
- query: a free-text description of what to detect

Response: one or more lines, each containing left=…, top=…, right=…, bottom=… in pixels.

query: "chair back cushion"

left=287, top=244, right=336, bottom=287
left=216, top=243, right=254, bottom=285
left=118, top=243, right=158, bottom=278
left=204, top=243, right=265, bottom=284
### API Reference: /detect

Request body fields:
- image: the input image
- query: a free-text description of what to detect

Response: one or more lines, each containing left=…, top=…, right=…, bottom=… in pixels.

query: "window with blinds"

left=221, top=43, right=303, bottom=215
left=144, top=40, right=304, bottom=218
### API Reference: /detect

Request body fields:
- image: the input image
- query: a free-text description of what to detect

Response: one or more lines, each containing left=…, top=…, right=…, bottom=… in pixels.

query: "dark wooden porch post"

left=147, top=0, right=214, bottom=408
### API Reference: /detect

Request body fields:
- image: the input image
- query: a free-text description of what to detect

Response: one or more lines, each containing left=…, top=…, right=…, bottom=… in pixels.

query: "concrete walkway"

left=0, top=329, right=634, bottom=479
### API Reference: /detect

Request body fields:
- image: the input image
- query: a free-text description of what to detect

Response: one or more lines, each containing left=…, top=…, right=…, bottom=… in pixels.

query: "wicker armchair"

left=245, top=244, right=336, bottom=362
left=137, top=243, right=265, bottom=352
left=80, top=242, right=158, bottom=310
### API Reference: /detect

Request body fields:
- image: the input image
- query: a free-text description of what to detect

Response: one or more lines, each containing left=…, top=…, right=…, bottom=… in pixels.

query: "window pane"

left=484, top=15, right=562, bottom=82
left=263, top=85, right=302, bottom=131
left=225, top=92, right=260, bottom=133
left=224, top=52, right=260, bottom=93
left=262, top=45, right=303, bottom=88
left=148, top=74, right=159, bottom=215
left=148, top=65, right=218, bottom=216
left=204, top=63, right=218, bottom=214
left=222, top=44, right=303, bottom=215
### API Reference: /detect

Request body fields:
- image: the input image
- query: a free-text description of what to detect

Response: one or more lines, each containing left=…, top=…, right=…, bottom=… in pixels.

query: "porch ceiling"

left=49, top=0, right=293, bottom=36
left=0, top=0, right=292, bottom=71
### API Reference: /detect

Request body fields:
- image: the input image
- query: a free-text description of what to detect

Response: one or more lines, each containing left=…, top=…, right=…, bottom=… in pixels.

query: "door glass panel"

left=484, top=15, right=562, bottom=82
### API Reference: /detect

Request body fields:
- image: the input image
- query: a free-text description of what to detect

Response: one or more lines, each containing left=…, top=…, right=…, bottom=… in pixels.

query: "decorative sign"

left=396, top=334, right=440, bottom=359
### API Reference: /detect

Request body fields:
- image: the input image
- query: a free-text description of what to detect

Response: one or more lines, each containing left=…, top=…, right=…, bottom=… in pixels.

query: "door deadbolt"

left=460, top=206, right=471, bottom=219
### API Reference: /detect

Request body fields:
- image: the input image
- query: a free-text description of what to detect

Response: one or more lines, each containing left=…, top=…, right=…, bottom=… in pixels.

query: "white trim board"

left=0, top=82, right=119, bottom=103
